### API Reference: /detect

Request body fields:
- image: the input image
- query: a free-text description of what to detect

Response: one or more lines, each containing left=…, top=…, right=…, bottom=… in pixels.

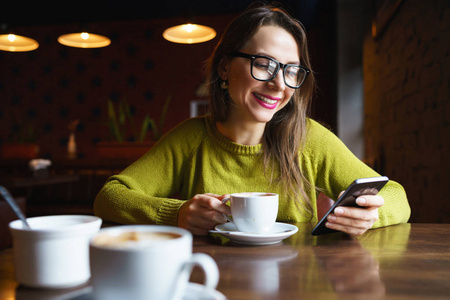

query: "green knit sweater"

left=94, top=117, right=410, bottom=227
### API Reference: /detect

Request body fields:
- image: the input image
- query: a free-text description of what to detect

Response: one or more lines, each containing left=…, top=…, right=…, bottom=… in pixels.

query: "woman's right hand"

left=177, top=193, right=231, bottom=235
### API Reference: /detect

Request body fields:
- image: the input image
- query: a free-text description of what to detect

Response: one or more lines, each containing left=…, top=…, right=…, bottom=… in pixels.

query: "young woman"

left=94, top=4, right=410, bottom=236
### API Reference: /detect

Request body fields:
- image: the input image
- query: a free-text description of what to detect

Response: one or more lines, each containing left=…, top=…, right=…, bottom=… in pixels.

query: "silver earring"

left=220, top=81, right=228, bottom=90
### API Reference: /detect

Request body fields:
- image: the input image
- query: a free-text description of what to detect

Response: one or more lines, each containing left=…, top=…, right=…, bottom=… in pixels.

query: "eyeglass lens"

left=252, top=57, right=306, bottom=88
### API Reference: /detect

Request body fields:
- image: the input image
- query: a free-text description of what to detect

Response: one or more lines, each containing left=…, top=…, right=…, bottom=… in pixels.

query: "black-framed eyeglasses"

left=230, top=52, right=310, bottom=89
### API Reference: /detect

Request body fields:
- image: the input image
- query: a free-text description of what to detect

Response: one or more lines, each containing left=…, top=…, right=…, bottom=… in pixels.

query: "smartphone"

left=311, top=176, right=389, bottom=236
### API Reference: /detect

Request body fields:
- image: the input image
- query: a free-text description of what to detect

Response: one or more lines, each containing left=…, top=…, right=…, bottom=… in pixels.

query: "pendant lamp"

left=0, top=33, right=39, bottom=52
left=58, top=32, right=111, bottom=48
left=163, top=23, right=216, bottom=44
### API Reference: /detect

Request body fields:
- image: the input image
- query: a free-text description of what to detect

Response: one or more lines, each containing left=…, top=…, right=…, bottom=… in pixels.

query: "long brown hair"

left=206, top=3, right=316, bottom=217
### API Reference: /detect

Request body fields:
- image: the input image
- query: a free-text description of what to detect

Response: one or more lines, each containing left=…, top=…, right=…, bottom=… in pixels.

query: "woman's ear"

left=218, top=58, right=230, bottom=81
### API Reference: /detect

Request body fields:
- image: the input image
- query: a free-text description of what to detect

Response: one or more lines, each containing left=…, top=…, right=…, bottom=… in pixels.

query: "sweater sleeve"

left=93, top=118, right=205, bottom=226
left=304, top=119, right=411, bottom=228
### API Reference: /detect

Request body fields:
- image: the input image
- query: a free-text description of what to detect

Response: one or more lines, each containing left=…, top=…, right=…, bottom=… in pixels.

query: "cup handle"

left=221, top=198, right=233, bottom=223
left=190, top=253, right=219, bottom=289
left=172, top=253, right=220, bottom=299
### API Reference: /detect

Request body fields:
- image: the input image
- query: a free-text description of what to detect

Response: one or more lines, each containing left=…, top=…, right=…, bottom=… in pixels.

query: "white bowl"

left=9, top=215, right=102, bottom=289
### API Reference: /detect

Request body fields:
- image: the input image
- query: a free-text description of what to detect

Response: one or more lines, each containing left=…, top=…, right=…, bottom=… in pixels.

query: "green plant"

left=7, top=113, right=38, bottom=143
left=107, top=96, right=171, bottom=142
left=15, top=126, right=37, bottom=143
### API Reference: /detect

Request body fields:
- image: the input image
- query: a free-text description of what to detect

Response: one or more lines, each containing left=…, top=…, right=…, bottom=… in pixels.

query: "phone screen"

left=311, top=176, right=389, bottom=236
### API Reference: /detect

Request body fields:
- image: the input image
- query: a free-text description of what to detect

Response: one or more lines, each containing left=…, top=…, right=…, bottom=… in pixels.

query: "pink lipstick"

left=252, top=93, right=280, bottom=110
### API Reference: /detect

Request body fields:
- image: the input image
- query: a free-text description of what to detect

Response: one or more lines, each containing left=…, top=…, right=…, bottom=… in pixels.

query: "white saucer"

left=212, top=222, right=298, bottom=245
left=66, top=283, right=226, bottom=300
left=184, top=282, right=227, bottom=300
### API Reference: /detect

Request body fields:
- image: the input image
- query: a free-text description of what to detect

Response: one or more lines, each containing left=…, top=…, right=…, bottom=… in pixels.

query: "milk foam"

left=92, top=231, right=181, bottom=249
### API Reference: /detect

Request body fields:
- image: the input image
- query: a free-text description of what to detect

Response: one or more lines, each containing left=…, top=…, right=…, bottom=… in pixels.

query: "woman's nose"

left=268, top=70, right=286, bottom=91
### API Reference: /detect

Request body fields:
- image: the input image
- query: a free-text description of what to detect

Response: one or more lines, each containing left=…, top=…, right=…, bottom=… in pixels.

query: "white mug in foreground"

left=224, top=192, right=279, bottom=234
left=8, top=215, right=102, bottom=289
left=90, top=225, right=219, bottom=300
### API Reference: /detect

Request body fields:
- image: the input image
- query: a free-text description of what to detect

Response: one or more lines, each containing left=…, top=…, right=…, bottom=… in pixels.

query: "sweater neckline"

left=204, top=117, right=263, bottom=156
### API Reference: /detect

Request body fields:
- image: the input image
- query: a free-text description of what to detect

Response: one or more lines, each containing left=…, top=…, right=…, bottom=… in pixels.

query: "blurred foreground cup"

left=89, top=225, right=219, bottom=300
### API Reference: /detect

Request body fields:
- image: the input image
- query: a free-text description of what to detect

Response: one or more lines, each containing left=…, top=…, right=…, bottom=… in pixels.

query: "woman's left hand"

left=325, top=194, right=385, bottom=236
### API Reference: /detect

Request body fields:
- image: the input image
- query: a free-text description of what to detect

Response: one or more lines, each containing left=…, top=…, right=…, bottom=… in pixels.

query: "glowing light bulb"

left=58, top=32, right=110, bottom=48
left=184, top=24, right=194, bottom=33
left=8, top=34, right=16, bottom=42
left=163, top=23, right=216, bottom=44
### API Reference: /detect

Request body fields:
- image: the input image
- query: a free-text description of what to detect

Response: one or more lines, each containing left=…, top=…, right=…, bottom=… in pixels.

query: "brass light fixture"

left=0, top=33, right=39, bottom=52
left=163, top=23, right=216, bottom=44
left=57, top=32, right=111, bottom=48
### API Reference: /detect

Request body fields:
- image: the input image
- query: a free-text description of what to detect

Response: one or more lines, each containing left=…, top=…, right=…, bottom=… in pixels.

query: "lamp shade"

left=58, top=32, right=111, bottom=48
left=163, top=23, right=216, bottom=44
left=0, top=34, right=39, bottom=52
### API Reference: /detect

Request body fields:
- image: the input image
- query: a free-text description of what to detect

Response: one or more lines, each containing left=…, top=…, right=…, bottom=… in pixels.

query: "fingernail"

left=356, top=197, right=366, bottom=205
left=328, top=215, right=336, bottom=221
left=334, top=207, right=344, bottom=215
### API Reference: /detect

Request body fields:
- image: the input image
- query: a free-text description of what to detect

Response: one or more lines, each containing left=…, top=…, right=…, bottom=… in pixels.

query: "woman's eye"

left=286, top=67, right=299, bottom=78
left=254, top=62, right=269, bottom=69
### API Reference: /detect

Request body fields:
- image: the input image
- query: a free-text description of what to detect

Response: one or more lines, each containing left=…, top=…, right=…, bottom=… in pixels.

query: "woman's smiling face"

left=220, top=25, right=299, bottom=125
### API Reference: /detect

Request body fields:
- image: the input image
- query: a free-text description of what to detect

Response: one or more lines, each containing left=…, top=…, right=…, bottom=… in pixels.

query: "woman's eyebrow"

left=255, top=52, right=300, bottom=65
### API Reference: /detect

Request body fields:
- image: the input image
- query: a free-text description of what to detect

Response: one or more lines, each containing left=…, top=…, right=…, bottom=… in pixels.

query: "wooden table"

left=1, top=174, right=80, bottom=203
left=0, top=223, right=449, bottom=299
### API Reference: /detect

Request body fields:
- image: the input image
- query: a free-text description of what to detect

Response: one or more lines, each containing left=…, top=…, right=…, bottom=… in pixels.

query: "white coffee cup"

left=8, top=215, right=102, bottom=288
left=89, top=225, right=219, bottom=300
left=223, top=192, right=279, bottom=234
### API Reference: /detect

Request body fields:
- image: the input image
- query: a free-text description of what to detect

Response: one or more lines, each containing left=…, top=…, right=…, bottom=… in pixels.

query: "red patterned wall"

left=0, top=15, right=235, bottom=160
